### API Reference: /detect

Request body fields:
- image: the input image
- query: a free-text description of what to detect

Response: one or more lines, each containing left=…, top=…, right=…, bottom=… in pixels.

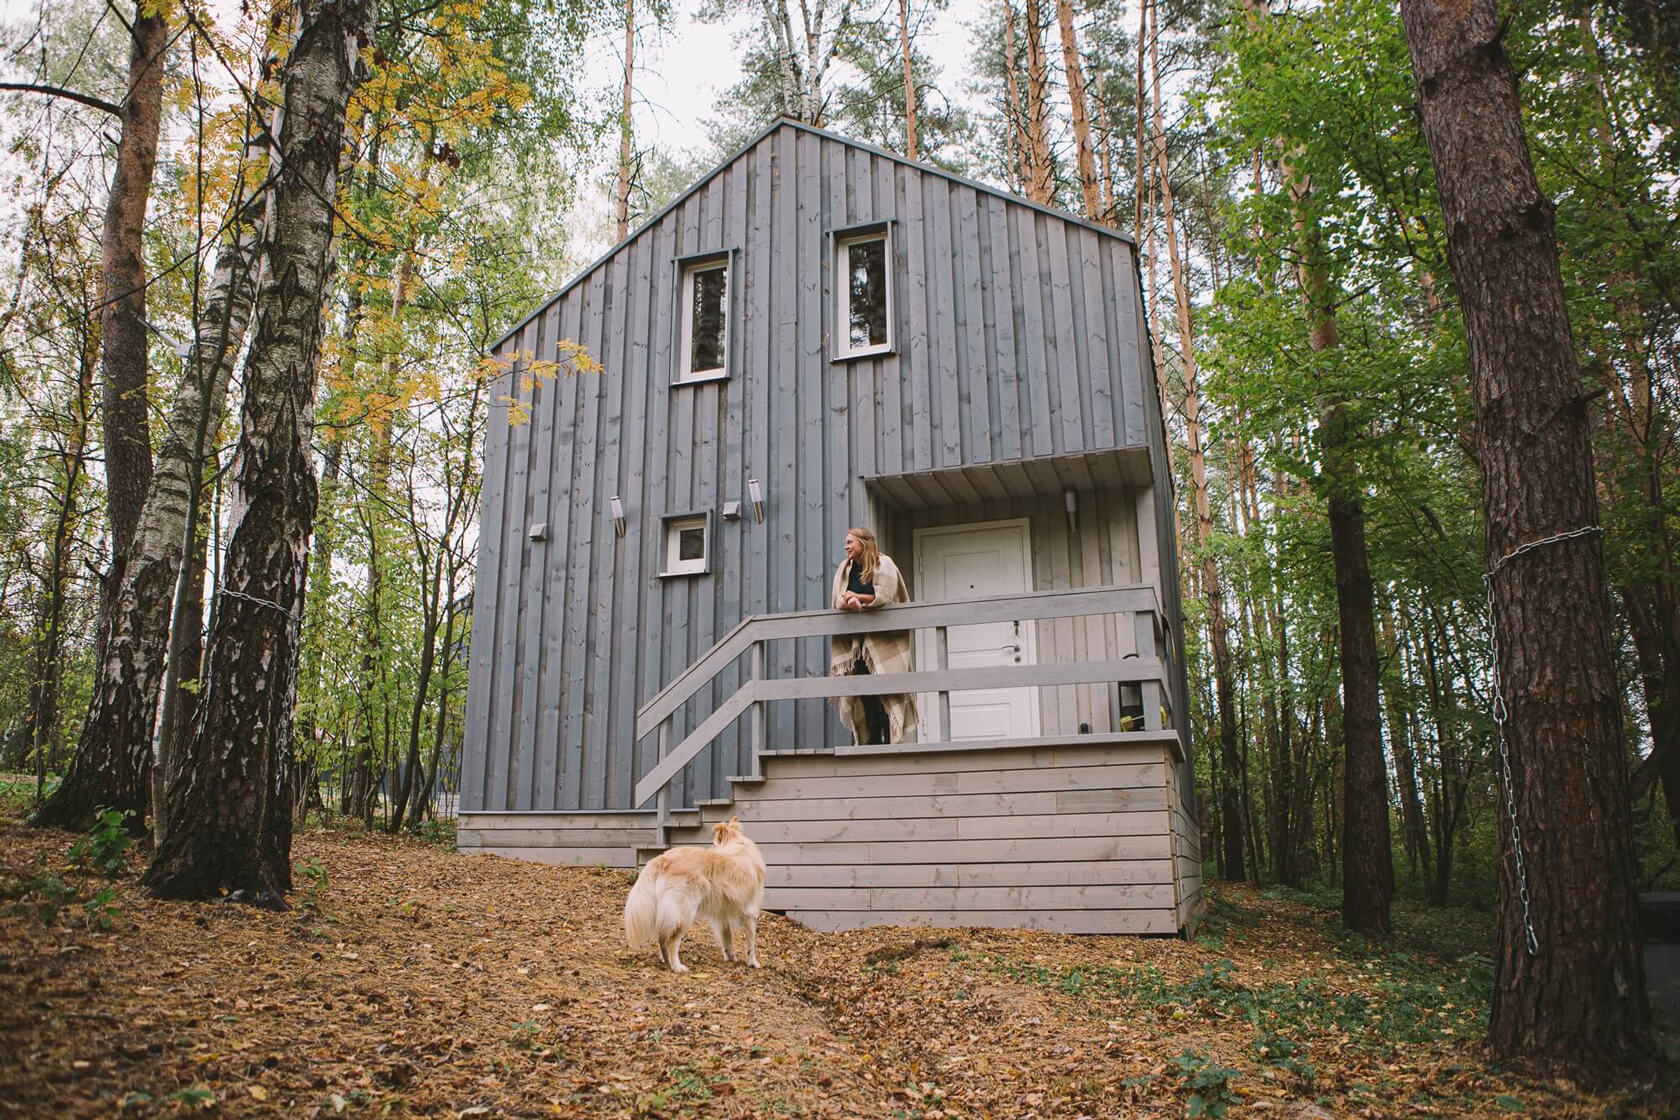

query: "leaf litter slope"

left=0, top=810, right=1674, bottom=1118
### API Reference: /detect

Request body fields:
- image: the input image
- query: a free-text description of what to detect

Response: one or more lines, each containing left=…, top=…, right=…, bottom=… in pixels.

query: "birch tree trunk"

left=35, top=188, right=263, bottom=834
left=143, top=0, right=376, bottom=904
left=615, top=0, right=634, bottom=239
left=1400, top=0, right=1654, bottom=1069
left=99, top=4, right=168, bottom=581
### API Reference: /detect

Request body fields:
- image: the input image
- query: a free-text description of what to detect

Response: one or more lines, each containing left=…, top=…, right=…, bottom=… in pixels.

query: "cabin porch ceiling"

left=861, top=448, right=1153, bottom=511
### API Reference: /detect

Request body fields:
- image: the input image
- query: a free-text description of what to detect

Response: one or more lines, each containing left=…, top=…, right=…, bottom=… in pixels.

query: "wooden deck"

left=459, top=733, right=1202, bottom=935
left=458, top=586, right=1201, bottom=935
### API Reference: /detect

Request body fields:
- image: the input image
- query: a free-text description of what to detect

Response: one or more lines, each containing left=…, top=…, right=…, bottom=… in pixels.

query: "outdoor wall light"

left=609, top=496, right=626, bottom=538
left=1064, top=488, right=1079, bottom=535
left=747, top=477, right=765, bottom=523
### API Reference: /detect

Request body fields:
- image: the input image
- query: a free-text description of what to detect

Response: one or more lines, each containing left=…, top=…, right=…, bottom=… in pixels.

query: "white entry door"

left=914, top=520, right=1040, bottom=741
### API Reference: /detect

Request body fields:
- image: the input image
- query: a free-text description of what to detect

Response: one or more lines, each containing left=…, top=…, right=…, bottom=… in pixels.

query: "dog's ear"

left=729, top=815, right=739, bottom=827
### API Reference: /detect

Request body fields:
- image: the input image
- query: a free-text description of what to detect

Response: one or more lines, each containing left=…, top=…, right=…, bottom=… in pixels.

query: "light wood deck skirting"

left=458, top=736, right=1202, bottom=935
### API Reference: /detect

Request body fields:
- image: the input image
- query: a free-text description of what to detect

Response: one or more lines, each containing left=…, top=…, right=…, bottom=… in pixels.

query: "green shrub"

left=1170, top=1050, right=1240, bottom=1118
left=66, top=808, right=131, bottom=877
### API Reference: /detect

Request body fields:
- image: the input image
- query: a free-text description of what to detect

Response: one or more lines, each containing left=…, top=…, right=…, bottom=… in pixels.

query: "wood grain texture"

left=465, top=120, right=1171, bottom=813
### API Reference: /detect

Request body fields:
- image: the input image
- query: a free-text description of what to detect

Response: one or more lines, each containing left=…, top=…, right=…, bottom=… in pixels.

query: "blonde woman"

left=829, top=527, right=917, bottom=745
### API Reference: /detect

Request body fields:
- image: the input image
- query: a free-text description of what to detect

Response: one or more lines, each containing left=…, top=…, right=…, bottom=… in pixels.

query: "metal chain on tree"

left=1482, top=524, right=1603, bottom=958
left=217, top=586, right=302, bottom=622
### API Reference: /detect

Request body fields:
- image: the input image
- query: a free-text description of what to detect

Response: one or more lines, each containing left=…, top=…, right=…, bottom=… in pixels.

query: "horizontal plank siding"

left=685, top=810, right=1168, bottom=846
left=457, top=827, right=659, bottom=848
left=724, top=762, right=1164, bottom=802
left=467, top=738, right=1198, bottom=938
left=466, top=847, right=641, bottom=869
left=769, top=884, right=1176, bottom=911
left=792, top=909, right=1181, bottom=935
left=765, top=859, right=1174, bottom=889
left=702, top=786, right=1167, bottom=821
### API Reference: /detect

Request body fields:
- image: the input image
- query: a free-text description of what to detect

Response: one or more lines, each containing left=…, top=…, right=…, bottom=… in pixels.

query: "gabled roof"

left=491, top=117, right=1137, bottom=353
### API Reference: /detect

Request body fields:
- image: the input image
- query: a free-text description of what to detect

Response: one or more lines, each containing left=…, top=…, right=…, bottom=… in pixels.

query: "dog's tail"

left=624, top=863, right=662, bottom=950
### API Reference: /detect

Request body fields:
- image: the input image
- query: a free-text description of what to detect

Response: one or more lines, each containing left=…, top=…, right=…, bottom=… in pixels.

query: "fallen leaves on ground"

left=1, top=808, right=1674, bottom=1118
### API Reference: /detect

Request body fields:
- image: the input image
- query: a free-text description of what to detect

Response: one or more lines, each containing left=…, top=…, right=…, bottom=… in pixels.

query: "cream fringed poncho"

left=828, top=554, right=918, bottom=744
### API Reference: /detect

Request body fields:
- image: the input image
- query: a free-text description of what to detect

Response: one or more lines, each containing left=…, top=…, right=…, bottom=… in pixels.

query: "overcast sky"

left=564, top=0, right=991, bottom=261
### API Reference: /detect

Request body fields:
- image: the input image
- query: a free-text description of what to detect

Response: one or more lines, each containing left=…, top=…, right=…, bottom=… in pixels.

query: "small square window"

left=835, top=231, right=892, bottom=358
left=678, top=258, right=729, bottom=382
left=662, top=515, right=710, bottom=576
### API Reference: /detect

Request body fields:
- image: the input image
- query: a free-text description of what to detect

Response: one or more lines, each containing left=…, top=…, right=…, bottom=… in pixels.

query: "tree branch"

left=0, top=80, right=122, bottom=116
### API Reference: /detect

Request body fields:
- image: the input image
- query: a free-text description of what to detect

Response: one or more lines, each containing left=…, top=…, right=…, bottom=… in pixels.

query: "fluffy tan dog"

left=624, top=817, right=765, bottom=972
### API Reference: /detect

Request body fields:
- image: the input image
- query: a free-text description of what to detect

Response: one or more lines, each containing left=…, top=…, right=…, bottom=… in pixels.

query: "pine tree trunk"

left=1002, top=1, right=1028, bottom=195
left=35, top=196, right=260, bottom=834
left=1148, top=0, right=1243, bottom=881
left=99, top=4, right=168, bottom=580
left=1400, top=0, right=1654, bottom=1070
left=1021, top=0, right=1053, bottom=203
left=1381, top=602, right=1430, bottom=883
left=1055, top=0, right=1099, bottom=218
left=898, top=0, right=917, bottom=159
left=1328, top=469, right=1394, bottom=930
left=143, top=0, right=376, bottom=904
left=1282, top=133, right=1393, bottom=929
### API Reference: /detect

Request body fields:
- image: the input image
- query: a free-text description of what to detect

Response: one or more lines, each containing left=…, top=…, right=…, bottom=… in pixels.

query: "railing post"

left=655, top=720, right=672, bottom=848
left=1135, top=608, right=1163, bottom=731
left=936, top=625, right=951, bottom=742
left=749, top=640, right=765, bottom=776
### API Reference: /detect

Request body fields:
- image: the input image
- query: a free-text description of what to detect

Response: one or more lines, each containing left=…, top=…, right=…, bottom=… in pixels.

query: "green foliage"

left=166, top=1087, right=218, bottom=1108
left=0, top=857, right=77, bottom=925
left=1170, top=1050, right=1240, bottom=1118
left=1250, top=1030, right=1314, bottom=1087
left=66, top=808, right=131, bottom=877
left=994, top=928, right=1492, bottom=1056
left=81, top=886, right=119, bottom=931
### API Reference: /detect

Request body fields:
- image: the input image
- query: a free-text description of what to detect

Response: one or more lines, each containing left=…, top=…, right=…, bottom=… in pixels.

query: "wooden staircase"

left=632, top=734, right=1200, bottom=936
left=459, top=585, right=1202, bottom=935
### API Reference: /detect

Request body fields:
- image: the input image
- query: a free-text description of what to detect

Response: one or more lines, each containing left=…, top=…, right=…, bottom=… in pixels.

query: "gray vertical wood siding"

left=461, top=121, right=1181, bottom=813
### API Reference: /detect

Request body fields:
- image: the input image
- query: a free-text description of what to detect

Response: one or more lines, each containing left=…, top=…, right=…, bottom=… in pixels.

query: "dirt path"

left=2, top=815, right=1673, bottom=1118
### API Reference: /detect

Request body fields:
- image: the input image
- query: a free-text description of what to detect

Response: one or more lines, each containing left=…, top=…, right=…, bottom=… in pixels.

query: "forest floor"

left=2, top=786, right=1677, bottom=1119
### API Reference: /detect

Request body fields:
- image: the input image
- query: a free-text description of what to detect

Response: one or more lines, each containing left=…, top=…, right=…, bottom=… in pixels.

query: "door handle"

left=1000, top=643, right=1022, bottom=655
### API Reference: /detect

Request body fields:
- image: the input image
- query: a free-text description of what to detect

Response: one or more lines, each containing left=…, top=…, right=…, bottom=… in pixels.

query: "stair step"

left=757, top=748, right=835, bottom=758
left=726, top=774, right=766, bottom=785
left=694, top=798, right=734, bottom=808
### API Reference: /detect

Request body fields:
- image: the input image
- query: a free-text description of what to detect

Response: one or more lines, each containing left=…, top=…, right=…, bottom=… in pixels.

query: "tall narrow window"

left=835, top=231, right=892, bottom=358
left=679, top=258, right=729, bottom=382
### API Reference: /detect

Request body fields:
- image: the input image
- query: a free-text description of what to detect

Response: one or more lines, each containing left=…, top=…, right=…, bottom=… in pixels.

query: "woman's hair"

left=846, top=526, right=881, bottom=585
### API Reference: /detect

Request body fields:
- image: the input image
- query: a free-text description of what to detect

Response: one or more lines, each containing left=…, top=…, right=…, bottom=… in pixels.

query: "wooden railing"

left=631, top=584, right=1179, bottom=837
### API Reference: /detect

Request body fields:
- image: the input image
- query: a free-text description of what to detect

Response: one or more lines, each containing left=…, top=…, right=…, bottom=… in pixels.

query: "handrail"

left=630, top=583, right=1174, bottom=813
left=634, top=584, right=1160, bottom=738
left=633, top=656, right=1168, bottom=805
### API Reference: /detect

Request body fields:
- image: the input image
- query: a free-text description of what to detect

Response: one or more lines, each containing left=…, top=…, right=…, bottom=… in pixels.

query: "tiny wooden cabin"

left=458, top=119, right=1201, bottom=935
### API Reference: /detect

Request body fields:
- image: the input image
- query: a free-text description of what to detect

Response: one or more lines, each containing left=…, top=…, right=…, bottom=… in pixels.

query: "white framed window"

left=677, top=256, right=730, bottom=382
left=661, top=514, right=710, bottom=576
left=834, top=229, right=892, bottom=358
